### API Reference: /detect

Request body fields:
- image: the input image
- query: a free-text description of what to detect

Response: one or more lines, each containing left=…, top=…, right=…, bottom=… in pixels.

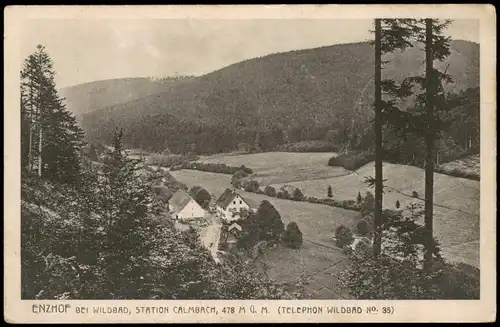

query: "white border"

left=4, top=4, right=497, bottom=323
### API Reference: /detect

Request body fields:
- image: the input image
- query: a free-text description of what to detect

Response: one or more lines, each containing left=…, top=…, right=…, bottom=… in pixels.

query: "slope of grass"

left=174, top=152, right=480, bottom=268
left=198, top=152, right=348, bottom=185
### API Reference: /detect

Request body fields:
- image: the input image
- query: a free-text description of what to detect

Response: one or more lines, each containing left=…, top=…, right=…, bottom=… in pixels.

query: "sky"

left=20, top=19, right=479, bottom=88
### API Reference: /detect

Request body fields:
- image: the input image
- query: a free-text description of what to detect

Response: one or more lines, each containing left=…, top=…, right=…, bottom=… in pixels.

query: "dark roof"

left=216, top=188, right=251, bottom=210
left=169, top=189, right=195, bottom=213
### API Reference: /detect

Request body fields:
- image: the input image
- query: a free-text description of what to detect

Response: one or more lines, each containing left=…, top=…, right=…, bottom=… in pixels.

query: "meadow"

left=170, top=169, right=361, bottom=246
left=189, top=152, right=480, bottom=268
left=169, top=152, right=481, bottom=298
left=198, top=152, right=348, bottom=185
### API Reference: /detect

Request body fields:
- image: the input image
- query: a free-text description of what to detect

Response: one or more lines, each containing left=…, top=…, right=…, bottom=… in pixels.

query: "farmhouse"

left=215, top=188, right=254, bottom=222
left=219, top=222, right=243, bottom=250
left=168, top=189, right=205, bottom=220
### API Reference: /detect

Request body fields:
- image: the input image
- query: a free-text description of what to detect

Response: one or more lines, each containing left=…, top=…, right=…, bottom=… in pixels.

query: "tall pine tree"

left=376, top=19, right=454, bottom=269
left=21, top=45, right=85, bottom=185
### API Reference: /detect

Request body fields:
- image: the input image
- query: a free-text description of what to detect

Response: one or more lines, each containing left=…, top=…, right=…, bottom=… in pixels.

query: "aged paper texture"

left=4, top=4, right=497, bottom=323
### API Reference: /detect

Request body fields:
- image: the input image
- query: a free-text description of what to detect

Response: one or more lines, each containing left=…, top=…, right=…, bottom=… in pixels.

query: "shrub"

left=278, top=140, right=338, bottom=153
left=283, top=222, right=303, bottom=249
left=338, top=203, right=447, bottom=300
left=438, top=262, right=480, bottom=299
left=335, top=225, right=354, bottom=248
left=276, top=191, right=286, bottom=199
left=362, top=213, right=374, bottom=226
left=238, top=200, right=285, bottom=248
left=342, top=245, right=353, bottom=255
left=412, top=191, right=419, bottom=198
left=146, top=154, right=190, bottom=168
left=307, top=197, right=319, bottom=203
left=382, top=209, right=402, bottom=229
left=356, top=218, right=372, bottom=236
left=354, top=238, right=372, bottom=258
left=244, top=180, right=260, bottom=193
left=231, top=170, right=249, bottom=188
left=293, top=188, right=305, bottom=201
left=344, top=199, right=355, bottom=206
left=152, top=185, right=174, bottom=202
left=232, top=179, right=242, bottom=189
left=264, top=186, right=277, bottom=197
left=361, top=191, right=375, bottom=216
left=239, top=165, right=253, bottom=174
left=435, top=167, right=479, bottom=181
left=232, top=169, right=249, bottom=182
left=178, top=162, right=253, bottom=175
left=328, top=151, right=374, bottom=171
left=185, top=152, right=199, bottom=161
left=189, top=186, right=211, bottom=209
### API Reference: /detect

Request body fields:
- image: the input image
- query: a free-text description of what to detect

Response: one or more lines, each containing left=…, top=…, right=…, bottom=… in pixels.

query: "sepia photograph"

left=4, top=4, right=496, bottom=323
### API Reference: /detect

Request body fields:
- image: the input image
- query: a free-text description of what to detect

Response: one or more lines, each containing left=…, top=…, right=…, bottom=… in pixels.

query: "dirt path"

left=199, top=214, right=222, bottom=264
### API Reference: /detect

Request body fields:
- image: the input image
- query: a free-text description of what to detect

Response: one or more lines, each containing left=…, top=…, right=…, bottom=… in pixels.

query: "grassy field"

left=176, top=152, right=480, bottom=268
left=254, top=243, right=353, bottom=299
left=170, top=169, right=360, bottom=246
left=171, top=151, right=480, bottom=296
left=198, top=152, right=348, bottom=185
left=270, top=161, right=479, bottom=213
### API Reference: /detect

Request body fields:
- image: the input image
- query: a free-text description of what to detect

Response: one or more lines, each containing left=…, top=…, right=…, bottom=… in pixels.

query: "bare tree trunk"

left=28, top=84, right=34, bottom=172
left=38, top=125, right=43, bottom=177
left=424, top=19, right=435, bottom=270
left=373, top=18, right=383, bottom=258
left=28, top=112, right=33, bottom=172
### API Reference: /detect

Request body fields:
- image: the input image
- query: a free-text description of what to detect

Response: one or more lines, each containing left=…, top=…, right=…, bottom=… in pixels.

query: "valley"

left=18, top=16, right=485, bottom=304
left=166, top=151, right=480, bottom=298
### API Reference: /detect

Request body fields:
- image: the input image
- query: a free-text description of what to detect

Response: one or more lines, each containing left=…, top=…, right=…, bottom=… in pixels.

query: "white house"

left=215, top=188, right=254, bottom=222
left=168, top=189, right=205, bottom=220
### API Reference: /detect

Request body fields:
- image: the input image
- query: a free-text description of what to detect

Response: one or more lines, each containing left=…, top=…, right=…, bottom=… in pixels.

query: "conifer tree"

left=20, top=44, right=85, bottom=185
left=377, top=19, right=453, bottom=269
left=372, top=18, right=418, bottom=258
left=95, top=129, right=161, bottom=296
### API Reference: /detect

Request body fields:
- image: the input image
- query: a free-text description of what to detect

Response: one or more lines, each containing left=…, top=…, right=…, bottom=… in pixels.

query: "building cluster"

left=164, top=187, right=257, bottom=252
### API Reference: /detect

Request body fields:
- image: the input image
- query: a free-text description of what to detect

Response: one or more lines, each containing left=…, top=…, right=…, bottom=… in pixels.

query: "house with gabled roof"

left=168, top=189, right=205, bottom=220
left=218, top=221, right=243, bottom=250
left=215, top=188, right=254, bottom=222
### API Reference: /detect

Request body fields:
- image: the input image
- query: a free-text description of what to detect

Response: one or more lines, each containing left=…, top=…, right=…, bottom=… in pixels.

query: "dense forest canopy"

left=76, top=40, right=479, bottom=159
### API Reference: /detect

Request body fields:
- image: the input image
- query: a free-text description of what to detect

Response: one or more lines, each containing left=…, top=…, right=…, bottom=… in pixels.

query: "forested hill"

left=60, top=76, right=196, bottom=117
left=79, top=40, right=479, bottom=154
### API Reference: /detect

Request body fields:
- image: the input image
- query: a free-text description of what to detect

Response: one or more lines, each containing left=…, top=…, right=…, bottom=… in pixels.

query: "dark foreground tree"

left=21, top=131, right=303, bottom=300
left=339, top=202, right=478, bottom=299
left=283, top=222, right=303, bottom=249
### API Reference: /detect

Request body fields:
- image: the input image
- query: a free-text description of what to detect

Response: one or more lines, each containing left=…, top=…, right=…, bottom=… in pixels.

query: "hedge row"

left=146, top=153, right=196, bottom=168
left=246, top=184, right=362, bottom=213
left=328, top=151, right=374, bottom=171
left=435, top=167, right=480, bottom=181
left=278, top=140, right=340, bottom=153
left=171, top=162, right=253, bottom=175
